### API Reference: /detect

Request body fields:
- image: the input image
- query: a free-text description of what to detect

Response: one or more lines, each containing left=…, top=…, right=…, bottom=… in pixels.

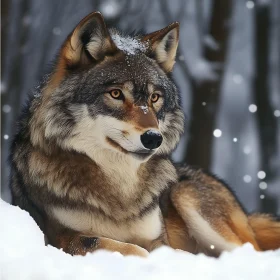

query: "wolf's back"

left=249, top=214, right=280, bottom=250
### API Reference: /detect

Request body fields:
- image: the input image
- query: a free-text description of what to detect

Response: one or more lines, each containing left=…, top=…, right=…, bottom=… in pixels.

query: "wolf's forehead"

left=101, top=53, right=165, bottom=85
left=121, top=81, right=155, bottom=94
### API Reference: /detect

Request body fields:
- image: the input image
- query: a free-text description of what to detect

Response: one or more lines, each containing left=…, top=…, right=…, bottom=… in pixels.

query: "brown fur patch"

left=128, top=105, right=158, bottom=131
left=228, top=211, right=260, bottom=250
left=164, top=202, right=193, bottom=252
left=249, top=214, right=280, bottom=250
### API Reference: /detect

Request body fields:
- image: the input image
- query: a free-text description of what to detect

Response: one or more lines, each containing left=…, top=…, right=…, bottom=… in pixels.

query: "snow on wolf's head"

left=30, top=12, right=184, bottom=163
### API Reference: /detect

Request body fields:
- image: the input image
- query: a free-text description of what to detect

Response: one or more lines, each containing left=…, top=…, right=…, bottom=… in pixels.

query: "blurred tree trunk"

left=184, top=0, right=233, bottom=169
left=254, top=1, right=277, bottom=213
left=1, top=0, right=31, bottom=201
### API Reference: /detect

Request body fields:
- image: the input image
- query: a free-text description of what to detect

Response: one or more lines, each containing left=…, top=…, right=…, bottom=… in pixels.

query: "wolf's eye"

left=151, top=93, right=160, bottom=103
left=109, top=89, right=123, bottom=100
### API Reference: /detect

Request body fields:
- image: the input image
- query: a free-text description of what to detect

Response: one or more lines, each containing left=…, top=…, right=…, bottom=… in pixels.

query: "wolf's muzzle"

left=140, top=130, right=163, bottom=150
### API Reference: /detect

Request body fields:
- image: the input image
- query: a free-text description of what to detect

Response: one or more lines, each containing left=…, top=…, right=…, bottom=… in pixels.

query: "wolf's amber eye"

left=109, top=89, right=123, bottom=100
left=151, top=93, right=160, bottom=103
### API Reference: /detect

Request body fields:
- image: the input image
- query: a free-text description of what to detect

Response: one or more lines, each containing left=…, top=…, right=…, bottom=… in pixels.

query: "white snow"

left=1, top=199, right=280, bottom=280
left=111, top=33, right=147, bottom=55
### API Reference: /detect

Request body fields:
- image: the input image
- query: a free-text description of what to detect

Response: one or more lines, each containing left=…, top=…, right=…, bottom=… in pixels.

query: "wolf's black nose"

left=141, top=130, right=163, bottom=150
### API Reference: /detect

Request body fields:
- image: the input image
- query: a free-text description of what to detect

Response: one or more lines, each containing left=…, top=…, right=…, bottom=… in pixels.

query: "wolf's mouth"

left=106, top=137, right=154, bottom=159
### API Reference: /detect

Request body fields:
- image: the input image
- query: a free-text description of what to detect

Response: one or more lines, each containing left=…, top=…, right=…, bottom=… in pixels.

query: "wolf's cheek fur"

left=61, top=110, right=150, bottom=159
left=158, top=109, right=185, bottom=155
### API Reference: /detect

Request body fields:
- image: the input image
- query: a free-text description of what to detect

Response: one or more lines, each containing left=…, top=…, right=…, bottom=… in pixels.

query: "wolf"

left=10, top=12, right=280, bottom=258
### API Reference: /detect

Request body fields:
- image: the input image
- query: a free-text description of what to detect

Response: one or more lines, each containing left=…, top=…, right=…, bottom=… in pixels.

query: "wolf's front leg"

left=55, top=232, right=149, bottom=257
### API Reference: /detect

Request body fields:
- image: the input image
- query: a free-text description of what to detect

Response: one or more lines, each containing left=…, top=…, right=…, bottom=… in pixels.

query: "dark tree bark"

left=184, top=0, right=233, bottom=169
left=254, top=1, right=278, bottom=213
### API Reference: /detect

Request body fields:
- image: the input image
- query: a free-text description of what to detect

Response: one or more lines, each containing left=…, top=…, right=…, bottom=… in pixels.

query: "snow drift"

left=0, top=199, right=279, bottom=280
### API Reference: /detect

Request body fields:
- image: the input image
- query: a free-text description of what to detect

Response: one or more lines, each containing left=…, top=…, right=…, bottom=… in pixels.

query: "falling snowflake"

left=248, top=104, right=257, bottom=113
left=213, top=129, right=222, bottom=138
left=260, top=195, right=265, bottom=199
left=243, top=146, right=251, bottom=155
left=232, top=74, right=243, bottom=84
left=259, top=182, right=267, bottom=190
left=246, top=1, right=255, bottom=9
left=233, top=138, right=238, bottom=142
left=2, top=104, right=11, bottom=113
left=243, top=175, right=252, bottom=183
left=3, top=135, right=9, bottom=140
left=100, top=0, right=121, bottom=18
left=274, top=110, right=280, bottom=117
left=257, top=171, right=266, bottom=180
left=178, top=55, right=185, bottom=61
left=52, top=27, right=61, bottom=36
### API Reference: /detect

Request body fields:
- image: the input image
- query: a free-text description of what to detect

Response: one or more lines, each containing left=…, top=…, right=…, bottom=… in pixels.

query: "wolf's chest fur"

left=50, top=206, right=163, bottom=247
left=44, top=152, right=175, bottom=248
left=28, top=148, right=177, bottom=247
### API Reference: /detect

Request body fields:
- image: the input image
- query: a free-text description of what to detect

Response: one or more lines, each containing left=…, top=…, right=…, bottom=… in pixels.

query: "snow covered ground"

left=1, top=199, right=280, bottom=280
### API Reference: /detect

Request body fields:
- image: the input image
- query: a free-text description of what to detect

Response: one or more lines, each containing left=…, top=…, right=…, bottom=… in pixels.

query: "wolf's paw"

left=96, top=237, right=149, bottom=257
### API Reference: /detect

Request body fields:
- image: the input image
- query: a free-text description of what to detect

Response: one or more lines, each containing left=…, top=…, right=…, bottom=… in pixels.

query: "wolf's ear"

left=62, top=12, right=117, bottom=68
left=143, top=22, right=179, bottom=73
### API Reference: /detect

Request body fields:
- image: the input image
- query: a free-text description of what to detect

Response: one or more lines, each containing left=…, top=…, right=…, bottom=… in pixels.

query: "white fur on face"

left=158, top=110, right=184, bottom=155
left=102, top=117, right=146, bottom=153
left=63, top=106, right=160, bottom=162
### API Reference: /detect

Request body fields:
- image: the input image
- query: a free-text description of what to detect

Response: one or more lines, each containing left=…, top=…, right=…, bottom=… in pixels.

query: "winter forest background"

left=1, top=0, right=280, bottom=215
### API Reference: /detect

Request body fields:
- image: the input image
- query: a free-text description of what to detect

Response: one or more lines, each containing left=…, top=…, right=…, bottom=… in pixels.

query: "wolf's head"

left=31, top=12, right=184, bottom=164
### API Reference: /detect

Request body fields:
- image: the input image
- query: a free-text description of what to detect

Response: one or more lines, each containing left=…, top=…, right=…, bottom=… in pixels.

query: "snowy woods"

left=1, top=0, right=280, bottom=214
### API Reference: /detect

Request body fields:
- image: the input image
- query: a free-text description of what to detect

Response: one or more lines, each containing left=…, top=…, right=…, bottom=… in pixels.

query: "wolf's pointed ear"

left=62, top=12, right=117, bottom=68
left=143, top=22, right=179, bottom=73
